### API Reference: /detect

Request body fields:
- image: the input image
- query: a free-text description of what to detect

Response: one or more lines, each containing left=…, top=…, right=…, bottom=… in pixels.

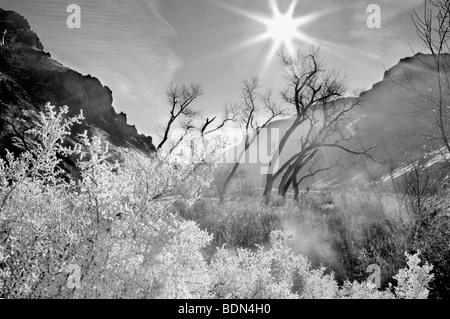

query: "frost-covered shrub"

left=337, top=251, right=434, bottom=299
left=337, top=281, right=394, bottom=299
left=209, top=230, right=435, bottom=299
left=210, top=231, right=307, bottom=299
left=0, top=104, right=436, bottom=299
left=0, top=104, right=84, bottom=298
left=0, top=104, right=214, bottom=299
left=209, top=231, right=341, bottom=299
left=64, top=128, right=214, bottom=298
left=394, top=251, right=434, bottom=299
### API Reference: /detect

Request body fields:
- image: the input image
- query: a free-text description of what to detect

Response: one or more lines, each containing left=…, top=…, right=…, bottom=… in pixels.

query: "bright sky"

left=1, top=0, right=425, bottom=139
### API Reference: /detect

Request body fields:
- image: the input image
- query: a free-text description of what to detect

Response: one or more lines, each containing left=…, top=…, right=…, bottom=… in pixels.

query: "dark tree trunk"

left=219, top=162, right=241, bottom=204
left=262, top=119, right=302, bottom=203
left=278, top=149, right=316, bottom=198
left=263, top=175, right=274, bottom=205
left=278, top=176, right=293, bottom=198
left=278, top=172, right=290, bottom=197
left=293, top=175, right=300, bottom=202
left=278, top=183, right=288, bottom=198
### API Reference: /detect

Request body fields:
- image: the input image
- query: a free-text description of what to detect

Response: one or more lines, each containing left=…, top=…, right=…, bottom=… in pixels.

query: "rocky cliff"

left=0, top=8, right=156, bottom=165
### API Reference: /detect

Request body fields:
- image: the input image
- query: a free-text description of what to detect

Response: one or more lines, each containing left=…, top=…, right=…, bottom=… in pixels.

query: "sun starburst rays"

left=215, top=0, right=323, bottom=73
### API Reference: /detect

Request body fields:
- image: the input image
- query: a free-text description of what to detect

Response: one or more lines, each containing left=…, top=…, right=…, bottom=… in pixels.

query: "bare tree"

left=157, top=83, right=237, bottom=158
left=389, top=1, right=450, bottom=158
left=262, top=48, right=374, bottom=204
left=157, top=83, right=202, bottom=152
left=413, top=0, right=450, bottom=57
left=277, top=97, right=375, bottom=199
left=200, top=103, right=239, bottom=138
left=218, top=77, right=286, bottom=203
left=290, top=155, right=335, bottom=202
left=414, top=0, right=450, bottom=156
left=166, top=117, right=196, bottom=155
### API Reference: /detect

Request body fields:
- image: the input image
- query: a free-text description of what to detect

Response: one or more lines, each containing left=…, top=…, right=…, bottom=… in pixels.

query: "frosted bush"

left=70, top=128, right=214, bottom=299
left=301, top=267, right=339, bottom=299
left=210, top=231, right=344, bottom=299
left=394, top=251, right=434, bottom=299
left=0, top=104, right=214, bottom=299
left=0, top=104, right=436, bottom=299
left=338, top=281, right=394, bottom=299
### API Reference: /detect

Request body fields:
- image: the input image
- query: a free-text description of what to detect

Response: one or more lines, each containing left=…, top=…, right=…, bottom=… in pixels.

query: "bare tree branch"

left=157, top=83, right=203, bottom=151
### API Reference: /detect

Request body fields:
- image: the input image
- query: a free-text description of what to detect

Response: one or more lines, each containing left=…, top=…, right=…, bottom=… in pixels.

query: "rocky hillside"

left=0, top=8, right=156, bottom=169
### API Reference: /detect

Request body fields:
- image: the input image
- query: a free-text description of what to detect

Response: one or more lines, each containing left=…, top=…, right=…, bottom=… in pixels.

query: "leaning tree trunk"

left=282, top=165, right=302, bottom=199
left=265, top=155, right=300, bottom=203
left=278, top=175, right=293, bottom=198
left=278, top=149, right=317, bottom=198
left=262, top=119, right=302, bottom=204
left=278, top=162, right=300, bottom=198
left=278, top=183, right=289, bottom=198
left=293, top=175, right=300, bottom=202
left=278, top=166, right=292, bottom=197
left=263, top=175, right=275, bottom=205
left=219, top=162, right=240, bottom=204
left=279, top=169, right=297, bottom=199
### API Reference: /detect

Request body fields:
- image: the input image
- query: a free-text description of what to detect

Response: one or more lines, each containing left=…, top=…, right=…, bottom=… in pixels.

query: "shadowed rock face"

left=0, top=8, right=156, bottom=165
left=0, top=9, right=44, bottom=51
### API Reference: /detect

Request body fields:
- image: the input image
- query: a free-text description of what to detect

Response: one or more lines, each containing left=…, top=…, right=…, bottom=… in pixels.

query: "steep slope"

left=0, top=9, right=156, bottom=165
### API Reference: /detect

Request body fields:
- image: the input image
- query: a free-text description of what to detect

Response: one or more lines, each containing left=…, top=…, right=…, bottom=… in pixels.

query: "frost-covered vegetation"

left=0, top=105, right=437, bottom=299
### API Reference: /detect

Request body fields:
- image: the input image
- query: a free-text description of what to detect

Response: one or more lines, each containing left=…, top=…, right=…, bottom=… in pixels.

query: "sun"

left=215, top=0, right=324, bottom=73
left=266, top=12, right=299, bottom=44
left=262, top=0, right=307, bottom=54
